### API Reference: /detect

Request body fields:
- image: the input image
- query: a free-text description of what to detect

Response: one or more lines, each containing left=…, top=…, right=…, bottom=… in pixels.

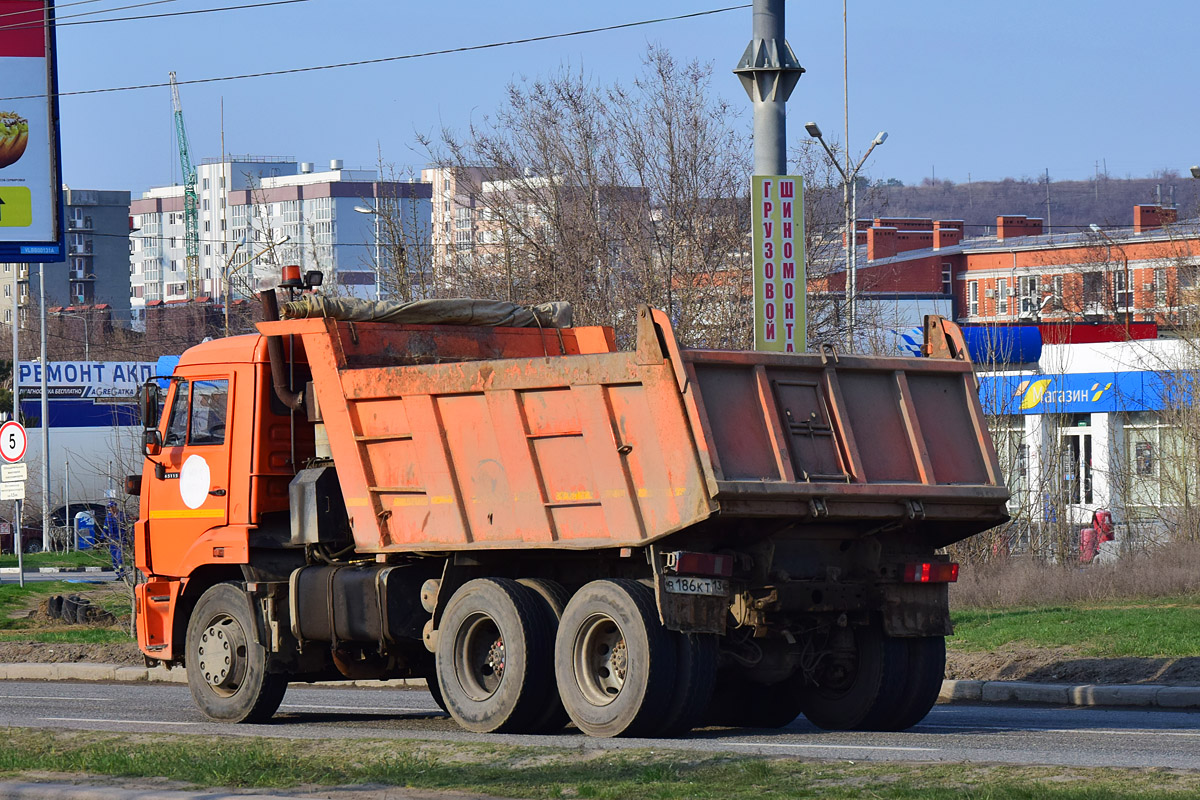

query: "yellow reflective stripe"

left=149, top=509, right=225, bottom=520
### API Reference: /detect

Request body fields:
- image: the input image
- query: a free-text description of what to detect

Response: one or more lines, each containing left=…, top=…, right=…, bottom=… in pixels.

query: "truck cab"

left=134, top=334, right=309, bottom=660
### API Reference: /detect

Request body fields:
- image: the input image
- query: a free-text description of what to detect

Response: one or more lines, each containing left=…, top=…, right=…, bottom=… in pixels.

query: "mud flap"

left=880, top=583, right=952, bottom=637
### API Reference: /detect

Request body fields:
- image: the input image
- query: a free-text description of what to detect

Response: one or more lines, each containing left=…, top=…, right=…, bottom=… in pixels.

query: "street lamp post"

left=1089, top=223, right=1132, bottom=338
left=354, top=204, right=382, bottom=301
left=804, top=122, right=887, bottom=344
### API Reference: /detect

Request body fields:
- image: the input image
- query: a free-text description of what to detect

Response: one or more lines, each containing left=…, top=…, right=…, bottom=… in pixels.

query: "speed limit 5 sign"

left=0, top=420, right=28, bottom=463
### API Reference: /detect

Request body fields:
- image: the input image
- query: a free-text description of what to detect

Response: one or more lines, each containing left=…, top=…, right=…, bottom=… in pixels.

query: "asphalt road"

left=2, top=680, right=1200, bottom=769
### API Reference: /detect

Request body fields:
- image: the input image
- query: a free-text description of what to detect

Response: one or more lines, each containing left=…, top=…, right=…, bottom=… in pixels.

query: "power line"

left=0, top=0, right=308, bottom=32
left=0, top=0, right=119, bottom=22
left=0, top=5, right=750, bottom=101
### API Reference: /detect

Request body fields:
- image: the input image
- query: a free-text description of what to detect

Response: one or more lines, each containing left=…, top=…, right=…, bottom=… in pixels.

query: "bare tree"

left=420, top=46, right=755, bottom=347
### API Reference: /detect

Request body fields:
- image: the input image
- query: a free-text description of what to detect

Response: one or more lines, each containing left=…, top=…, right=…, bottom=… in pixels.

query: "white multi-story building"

left=131, top=157, right=431, bottom=320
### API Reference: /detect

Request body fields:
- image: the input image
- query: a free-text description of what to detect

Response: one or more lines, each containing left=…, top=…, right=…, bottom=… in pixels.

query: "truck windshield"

left=164, top=381, right=189, bottom=446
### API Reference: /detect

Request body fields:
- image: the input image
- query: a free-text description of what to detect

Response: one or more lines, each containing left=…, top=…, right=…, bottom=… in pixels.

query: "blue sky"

left=46, top=0, right=1200, bottom=195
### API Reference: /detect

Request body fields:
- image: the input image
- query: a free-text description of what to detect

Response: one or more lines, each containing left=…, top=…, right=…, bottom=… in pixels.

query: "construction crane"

left=169, top=71, right=200, bottom=300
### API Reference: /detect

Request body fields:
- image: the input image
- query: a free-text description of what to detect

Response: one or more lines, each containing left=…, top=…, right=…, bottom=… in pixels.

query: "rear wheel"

left=555, top=579, right=677, bottom=738
left=435, top=578, right=557, bottom=733
left=516, top=578, right=571, bottom=733
left=705, top=673, right=803, bottom=729
left=796, top=622, right=907, bottom=731
left=185, top=583, right=287, bottom=723
left=656, top=632, right=718, bottom=736
left=885, top=636, right=946, bottom=731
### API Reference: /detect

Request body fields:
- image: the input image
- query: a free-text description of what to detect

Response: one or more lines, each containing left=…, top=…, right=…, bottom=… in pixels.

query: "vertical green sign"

left=753, top=175, right=805, bottom=352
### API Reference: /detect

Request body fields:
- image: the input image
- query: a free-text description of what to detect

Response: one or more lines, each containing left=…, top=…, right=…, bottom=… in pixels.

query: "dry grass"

left=950, top=541, right=1200, bottom=609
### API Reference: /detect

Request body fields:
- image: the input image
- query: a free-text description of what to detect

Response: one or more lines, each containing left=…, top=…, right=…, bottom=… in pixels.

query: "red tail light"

left=664, top=551, right=734, bottom=577
left=902, top=562, right=959, bottom=583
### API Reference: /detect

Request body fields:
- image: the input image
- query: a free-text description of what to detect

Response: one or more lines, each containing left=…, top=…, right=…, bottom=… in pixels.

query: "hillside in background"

left=856, top=173, right=1200, bottom=236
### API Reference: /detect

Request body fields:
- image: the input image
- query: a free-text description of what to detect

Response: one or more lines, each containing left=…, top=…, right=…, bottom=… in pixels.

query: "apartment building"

left=130, top=157, right=431, bottom=319
left=421, top=166, right=650, bottom=294
left=4, top=188, right=133, bottom=327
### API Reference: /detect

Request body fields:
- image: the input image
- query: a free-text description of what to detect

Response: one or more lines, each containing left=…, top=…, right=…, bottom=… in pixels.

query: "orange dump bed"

left=257, top=309, right=1009, bottom=553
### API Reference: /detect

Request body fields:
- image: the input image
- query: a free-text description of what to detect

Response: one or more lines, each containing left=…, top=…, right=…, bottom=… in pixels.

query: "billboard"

left=752, top=176, right=805, bottom=352
left=978, top=370, right=1182, bottom=416
left=18, top=361, right=158, bottom=402
left=0, top=1, right=63, bottom=262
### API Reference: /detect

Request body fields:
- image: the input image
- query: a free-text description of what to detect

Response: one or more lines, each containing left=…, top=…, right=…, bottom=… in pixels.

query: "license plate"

left=664, top=576, right=729, bottom=596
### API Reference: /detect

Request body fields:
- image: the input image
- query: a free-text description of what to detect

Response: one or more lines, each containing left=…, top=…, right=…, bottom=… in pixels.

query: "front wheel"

left=185, top=583, right=287, bottom=723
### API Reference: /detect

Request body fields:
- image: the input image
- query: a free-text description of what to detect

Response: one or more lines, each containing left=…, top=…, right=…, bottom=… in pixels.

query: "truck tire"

left=884, top=636, right=946, bottom=731
left=797, top=622, right=907, bottom=731
left=185, top=583, right=287, bottom=723
left=705, top=673, right=803, bottom=729
left=655, top=632, right=718, bottom=736
left=516, top=578, right=571, bottom=733
left=425, top=670, right=447, bottom=714
left=435, top=578, right=557, bottom=733
left=554, top=579, right=677, bottom=738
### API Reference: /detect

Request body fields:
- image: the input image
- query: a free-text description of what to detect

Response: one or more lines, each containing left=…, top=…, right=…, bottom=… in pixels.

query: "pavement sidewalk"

left=0, top=567, right=107, bottom=575
left=0, top=661, right=1197, bottom=709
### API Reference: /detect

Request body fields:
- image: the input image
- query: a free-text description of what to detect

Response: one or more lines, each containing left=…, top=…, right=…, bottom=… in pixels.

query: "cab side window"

left=189, top=380, right=229, bottom=446
left=163, top=381, right=190, bottom=446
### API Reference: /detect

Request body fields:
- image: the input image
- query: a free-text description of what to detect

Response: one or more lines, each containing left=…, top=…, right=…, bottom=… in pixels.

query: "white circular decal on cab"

left=179, top=454, right=211, bottom=510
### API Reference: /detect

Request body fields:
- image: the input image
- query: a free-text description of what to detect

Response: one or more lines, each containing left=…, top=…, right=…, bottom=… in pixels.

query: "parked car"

left=0, top=524, right=45, bottom=554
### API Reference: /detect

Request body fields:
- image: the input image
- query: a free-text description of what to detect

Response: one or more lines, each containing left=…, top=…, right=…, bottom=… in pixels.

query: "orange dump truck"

left=131, top=289, right=1008, bottom=737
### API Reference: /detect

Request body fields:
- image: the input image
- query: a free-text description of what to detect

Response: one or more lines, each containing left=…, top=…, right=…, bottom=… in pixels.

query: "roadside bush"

left=951, top=541, right=1200, bottom=609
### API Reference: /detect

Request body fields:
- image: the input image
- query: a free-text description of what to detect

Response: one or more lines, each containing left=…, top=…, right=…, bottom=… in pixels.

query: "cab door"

left=144, top=374, right=234, bottom=578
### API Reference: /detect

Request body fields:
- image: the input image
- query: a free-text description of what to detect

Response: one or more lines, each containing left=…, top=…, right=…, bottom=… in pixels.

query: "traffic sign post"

left=0, top=421, right=28, bottom=585
left=0, top=420, right=27, bottom=463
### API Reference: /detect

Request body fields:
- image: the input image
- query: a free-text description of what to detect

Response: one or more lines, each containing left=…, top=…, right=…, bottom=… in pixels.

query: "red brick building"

left=818, top=205, right=1200, bottom=333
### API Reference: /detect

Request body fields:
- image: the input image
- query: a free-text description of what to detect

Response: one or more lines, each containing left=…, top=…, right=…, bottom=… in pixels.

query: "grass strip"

left=0, top=730, right=1198, bottom=799
left=0, top=629, right=131, bottom=644
left=950, top=600, right=1200, bottom=658
left=0, top=550, right=114, bottom=570
left=0, top=581, right=75, bottom=619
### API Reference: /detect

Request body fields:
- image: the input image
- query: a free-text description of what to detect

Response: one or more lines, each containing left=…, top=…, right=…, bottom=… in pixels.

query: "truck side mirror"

left=139, top=383, right=160, bottom=429
left=143, top=428, right=162, bottom=457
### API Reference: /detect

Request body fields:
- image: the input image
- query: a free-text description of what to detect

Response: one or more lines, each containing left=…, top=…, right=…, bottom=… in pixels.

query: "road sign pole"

left=39, top=264, right=48, bottom=553
left=1, top=421, right=30, bottom=583
left=9, top=250, right=18, bottom=585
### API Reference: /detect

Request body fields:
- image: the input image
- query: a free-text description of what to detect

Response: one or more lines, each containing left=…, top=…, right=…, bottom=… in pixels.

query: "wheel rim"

left=454, top=612, right=506, bottom=701
left=573, top=613, right=627, bottom=706
left=196, top=613, right=248, bottom=697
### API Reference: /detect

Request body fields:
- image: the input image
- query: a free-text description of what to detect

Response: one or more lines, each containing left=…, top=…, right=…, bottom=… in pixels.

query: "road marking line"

left=926, top=723, right=1200, bottom=738
left=725, top=742, right=939, bottom=753
left=40, top=718, right=201, bottom=725
left=0, top=696, right=112, bottom=702
left=1042, top=728, right=1200, bottom=738
left=280, top=703, right=437, bottom=713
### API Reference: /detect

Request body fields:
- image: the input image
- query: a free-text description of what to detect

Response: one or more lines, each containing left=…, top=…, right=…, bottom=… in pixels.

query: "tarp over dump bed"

left=281, top=296, right=573, bottom=329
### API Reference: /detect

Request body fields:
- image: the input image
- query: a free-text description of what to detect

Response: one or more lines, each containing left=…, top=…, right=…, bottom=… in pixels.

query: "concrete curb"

left=0, top=663, right=1195, bottom=708
left=0, top=567, right=105, bottom=575
left=0, top=662, right=428, bottom=689
left=939, top=678, right=1200, bottom=709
